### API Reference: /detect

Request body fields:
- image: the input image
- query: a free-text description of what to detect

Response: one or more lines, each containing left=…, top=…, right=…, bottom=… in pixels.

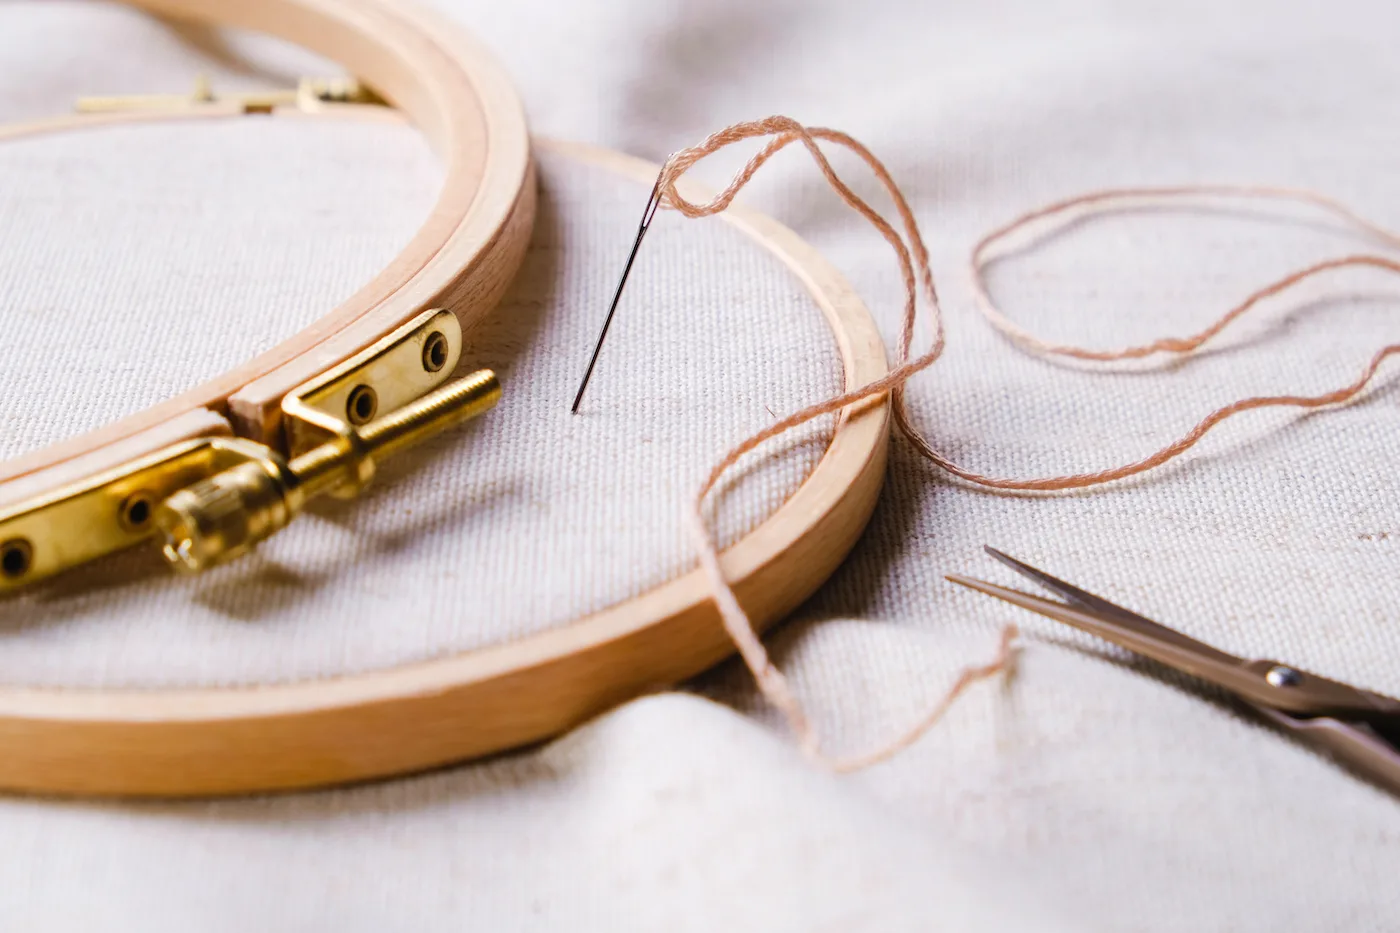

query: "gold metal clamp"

left=75, top=75, right=385, bottom=115
left=0, top=309, right=500, bottom=591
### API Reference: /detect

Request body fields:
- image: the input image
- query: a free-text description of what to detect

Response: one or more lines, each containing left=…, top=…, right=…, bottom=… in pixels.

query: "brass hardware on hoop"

left=0, top=80, right=487, bottom=592
left=74, top=75, right=385, bottom=116
left=157, top=310, right=497, bottom=572
left=0, top=309, right=501, bottom=591
left=281, top=309, right=467, bottom=465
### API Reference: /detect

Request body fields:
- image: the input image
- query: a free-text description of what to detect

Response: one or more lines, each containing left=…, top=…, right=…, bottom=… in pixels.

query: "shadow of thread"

left=788, top=436, right=936, bottom=623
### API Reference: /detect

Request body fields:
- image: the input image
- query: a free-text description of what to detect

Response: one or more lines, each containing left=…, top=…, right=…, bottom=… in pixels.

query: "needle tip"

left=570, top=382, right=587, bottom=413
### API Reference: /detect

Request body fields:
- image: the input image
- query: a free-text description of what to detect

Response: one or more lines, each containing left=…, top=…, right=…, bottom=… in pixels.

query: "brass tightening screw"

left=155, top=370, right=501, bottom=573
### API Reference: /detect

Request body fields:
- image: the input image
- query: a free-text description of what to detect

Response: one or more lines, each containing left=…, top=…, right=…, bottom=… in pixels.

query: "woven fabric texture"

left=2, top=1, right=1399, bottom=929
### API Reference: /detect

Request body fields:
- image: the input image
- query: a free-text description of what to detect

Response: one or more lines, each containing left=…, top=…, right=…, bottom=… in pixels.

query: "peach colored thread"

left=658, top=116, right=1400, bottom=767
left=970, top=186, right=1400, bottom=361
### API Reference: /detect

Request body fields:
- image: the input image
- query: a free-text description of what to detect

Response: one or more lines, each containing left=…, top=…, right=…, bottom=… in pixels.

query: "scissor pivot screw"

left=1266, top=665, right=1302, bottom=688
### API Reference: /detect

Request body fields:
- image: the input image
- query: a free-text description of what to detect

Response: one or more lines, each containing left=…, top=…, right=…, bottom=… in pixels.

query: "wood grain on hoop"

left=0, top=137, right=891, bottom=797
left=0, top=0, right=534, bottom=482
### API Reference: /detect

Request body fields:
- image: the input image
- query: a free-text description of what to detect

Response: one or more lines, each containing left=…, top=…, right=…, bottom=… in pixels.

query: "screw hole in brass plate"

left=119, top=492, right=155, bottom=533
left=346, top=384, right=378, bottom=426
left=422, top=331, right=449, bottom=373
left=1, top=539, right=32, bottom=579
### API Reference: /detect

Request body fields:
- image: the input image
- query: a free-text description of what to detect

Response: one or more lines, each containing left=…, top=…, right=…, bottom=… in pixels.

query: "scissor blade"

left=952, top=557, right=1400, bottom=722
left=945, top=573, right=1250, bottom=688
left=981, top=547, right=1241, bottom=667
left=954, top=564, right=1400, bottom=792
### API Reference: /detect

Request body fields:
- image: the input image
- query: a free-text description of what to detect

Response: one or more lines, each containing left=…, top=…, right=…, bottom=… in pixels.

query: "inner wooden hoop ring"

left=0, top=0, right=535, bottom=483
left=0, top=131, right=891, bottom=797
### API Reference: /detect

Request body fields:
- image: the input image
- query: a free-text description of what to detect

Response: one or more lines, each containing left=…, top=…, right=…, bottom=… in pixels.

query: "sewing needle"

left=570, top=169, right=666, bottom=413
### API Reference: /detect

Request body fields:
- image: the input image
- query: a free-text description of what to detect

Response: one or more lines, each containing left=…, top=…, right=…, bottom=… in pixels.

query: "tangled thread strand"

left=657, top=117, right=1400, bottom=768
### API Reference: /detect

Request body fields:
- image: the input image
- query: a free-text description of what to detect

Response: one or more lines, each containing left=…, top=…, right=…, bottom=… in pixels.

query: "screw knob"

left=155, top=370, right=500, bottom=573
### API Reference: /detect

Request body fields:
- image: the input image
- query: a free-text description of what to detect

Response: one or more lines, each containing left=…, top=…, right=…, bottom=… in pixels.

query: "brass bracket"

left=0, top=309, right=497, bottom=591
left=282, top=308, right=463, bottom=480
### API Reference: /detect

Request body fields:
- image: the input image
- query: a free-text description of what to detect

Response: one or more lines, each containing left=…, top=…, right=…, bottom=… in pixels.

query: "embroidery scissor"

left=948, top=546, right=1400, bottom=794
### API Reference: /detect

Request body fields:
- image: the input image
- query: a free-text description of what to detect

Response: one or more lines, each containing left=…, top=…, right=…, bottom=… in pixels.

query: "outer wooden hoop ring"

left=0, top=131, right=891, bottom=797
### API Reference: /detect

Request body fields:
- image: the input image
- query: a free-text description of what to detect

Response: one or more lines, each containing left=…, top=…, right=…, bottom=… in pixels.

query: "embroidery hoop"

left=0, top=0, right=890, bottom=797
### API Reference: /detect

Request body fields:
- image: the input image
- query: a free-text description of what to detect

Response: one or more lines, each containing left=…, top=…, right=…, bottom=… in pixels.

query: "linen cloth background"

left=1, top=0, right=1399, bottom=929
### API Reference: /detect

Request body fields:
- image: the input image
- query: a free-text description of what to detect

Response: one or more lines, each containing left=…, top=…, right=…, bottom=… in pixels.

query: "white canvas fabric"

left=1, top=1, right=1399, bottom=929
left=0, top=136, right=841, bottom=687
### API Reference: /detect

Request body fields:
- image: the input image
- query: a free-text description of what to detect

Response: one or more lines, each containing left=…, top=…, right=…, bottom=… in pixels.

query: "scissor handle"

left=1252, top=704, right=1400, bottom=796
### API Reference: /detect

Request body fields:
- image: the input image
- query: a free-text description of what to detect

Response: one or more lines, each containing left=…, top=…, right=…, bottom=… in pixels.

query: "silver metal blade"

left=982, top=546, right=1242, bottom=667
left=947, top=569, right=1400, bottom=718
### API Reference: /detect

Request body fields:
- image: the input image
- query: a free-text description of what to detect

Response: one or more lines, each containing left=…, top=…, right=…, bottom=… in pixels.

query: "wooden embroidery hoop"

left=0, top=0, right=891, bottom=797
left=0, top=0, right=535, bottom=483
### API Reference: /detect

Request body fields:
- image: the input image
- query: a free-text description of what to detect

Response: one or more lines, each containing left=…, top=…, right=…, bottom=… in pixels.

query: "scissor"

left=948, top=546, right=1400, bottom=795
